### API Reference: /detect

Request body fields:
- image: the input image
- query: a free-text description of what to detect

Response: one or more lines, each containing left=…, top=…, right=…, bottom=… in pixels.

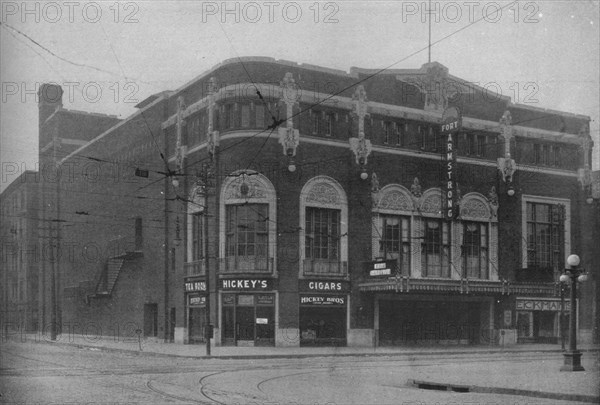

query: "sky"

left=1, top=0, right=599, bottom=191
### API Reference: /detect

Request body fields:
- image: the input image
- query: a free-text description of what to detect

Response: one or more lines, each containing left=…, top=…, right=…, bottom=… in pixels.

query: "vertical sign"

left=440, top=107, right=462, bottom=220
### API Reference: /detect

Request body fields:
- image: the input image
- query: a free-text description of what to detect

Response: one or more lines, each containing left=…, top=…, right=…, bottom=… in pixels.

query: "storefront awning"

left=358, top=278, right=558, bottom=296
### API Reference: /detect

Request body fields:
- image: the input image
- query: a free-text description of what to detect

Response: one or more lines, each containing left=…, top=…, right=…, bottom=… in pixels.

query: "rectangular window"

left=378, top=215, right=411, bottom=276
left=526, top=202, right=564, bottom=278
left=226, top=204, right=269, bottom=271
left=191, top=213, right=203, bottom=261
left=542, top=144, right=550, bottom=165
left=255, top=104, right=265, bottom=128
left=553, top=146, right=561, bottom=166
left=476, top=135, right=485, bottom=156
left=421, top=219, right=450, bottom=277
left=467, top=133, right=476, bottom=155
left=305, top=207, right=340, bottom=261
left=383, top=122, right=391, bottom=144
left=241, top=104, right=250, bottom=128
left=428, top=126, right=437, bottom=151
left=534, top=144, right=541, bottom=164
left=325, top=112, right=334, bottom=136
left=312, top=110, right=321, bottom=135
left=462, top=222, right=488, bottom=279
left=224, top=104, right=232, bottom=129
left=419, top=125, right=426, bottom=149
left=396, top=122, right=405, bottom=147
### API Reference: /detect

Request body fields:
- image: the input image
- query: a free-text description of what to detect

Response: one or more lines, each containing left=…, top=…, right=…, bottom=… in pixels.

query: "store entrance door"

left=236, top=306, right=254, bottom=343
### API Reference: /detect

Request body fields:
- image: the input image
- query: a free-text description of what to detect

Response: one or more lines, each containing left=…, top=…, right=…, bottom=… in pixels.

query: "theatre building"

left=36, top=57, right=596, bottom=347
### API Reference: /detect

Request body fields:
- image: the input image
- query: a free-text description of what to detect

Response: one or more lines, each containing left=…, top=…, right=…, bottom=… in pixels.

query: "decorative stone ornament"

left=207, top=77, right=220, bottom=157
left=349, top=85, right=372, bottom=166
left=487, top=186, right=499, bottom=218
left=577, top=127, right=593, bottom=190
left=423, top=63, right=449, bottom=113
left=497, top=111, right=516, bottom=183
left=410, top=177, right=423, bottom=209
left=278, top=72, right=300, bottom=157
left=175, top=96, right=187, bottom=172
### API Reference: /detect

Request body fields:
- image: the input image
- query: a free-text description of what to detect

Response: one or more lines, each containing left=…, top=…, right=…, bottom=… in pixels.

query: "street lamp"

left=559, top=254, right=588, bottom=371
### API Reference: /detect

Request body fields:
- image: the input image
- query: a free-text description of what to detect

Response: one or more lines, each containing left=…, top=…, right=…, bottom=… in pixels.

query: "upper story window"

left=312, top=110, right=321, bottom=135
left=241, top=104, right=250, bottom=128
left=383, top=121, right=392, bottom=144
left=421, top=218, right=451, bottom=278
left=462, top=222, right=488, bottom=279
left=396, top=122, right=406, bottom=147
left=226, top=204, right=269, bottom=271
left=219, top=171, right=276, bottom=274
left=525, top=202, right=565, bottom=277
left=378, top=215, right=411, bottom=276
left=300, top=176, right=348, bottom=277
left=305, top=207, right=339, bottom=261
left=476, top=135, right=485, bottom=156
left=224, top=103, right=235, bottom=129
left=186, top=186, right=208, bottom=276
left=255, top=104, right=265, bottom=128
left=324, top=112, right=334, bottom=136
left=419, top=125, right=426, bottom=150
left=552, top=145, right=561, bottom=166
left=191, top=212, right=203, bottom=261
left=520, top=195, right=570, bottom=283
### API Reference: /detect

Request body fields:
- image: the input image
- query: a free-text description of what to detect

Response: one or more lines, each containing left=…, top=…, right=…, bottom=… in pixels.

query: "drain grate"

left=410, top=379, right=470, bottom=393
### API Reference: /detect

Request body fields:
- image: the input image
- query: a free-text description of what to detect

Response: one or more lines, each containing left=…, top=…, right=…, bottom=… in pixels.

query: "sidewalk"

left=7, top=331, right=600, bottom=359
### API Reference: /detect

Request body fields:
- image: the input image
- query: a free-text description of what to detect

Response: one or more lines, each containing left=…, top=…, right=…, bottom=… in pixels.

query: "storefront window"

left=221, top=293, right=274, bottom=346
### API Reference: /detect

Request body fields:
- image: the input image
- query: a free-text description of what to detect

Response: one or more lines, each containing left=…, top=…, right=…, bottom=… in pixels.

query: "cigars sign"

left=441, top=106, right=461, bottom=220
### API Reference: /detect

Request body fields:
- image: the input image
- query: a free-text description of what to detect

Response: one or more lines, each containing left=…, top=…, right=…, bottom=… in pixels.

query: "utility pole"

left=200, top=160, right=214, bottom=356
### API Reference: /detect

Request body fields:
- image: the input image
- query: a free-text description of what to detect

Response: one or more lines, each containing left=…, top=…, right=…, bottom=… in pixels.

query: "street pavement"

left=1, top=332, right=599, bottom=404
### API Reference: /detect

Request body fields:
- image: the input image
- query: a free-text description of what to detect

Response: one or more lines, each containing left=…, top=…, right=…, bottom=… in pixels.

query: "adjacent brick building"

left=24, top=57, right=596, bottom=347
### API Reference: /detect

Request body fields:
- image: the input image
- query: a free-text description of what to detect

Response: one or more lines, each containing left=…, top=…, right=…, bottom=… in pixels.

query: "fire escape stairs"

left=92, top=250, right=143, bottom=298
left=95, top=257, right=125, bottom=296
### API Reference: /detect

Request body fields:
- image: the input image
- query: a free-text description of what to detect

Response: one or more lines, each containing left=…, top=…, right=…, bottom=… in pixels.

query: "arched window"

left=219, top=171, right=276, bottom=273
left=300, top=176, right=348, bottom=277
left=459, top=192, right=498, bottom=280
left=418, top=189, right=451, bottom=278
left=372, top=184, right=414, bottom=276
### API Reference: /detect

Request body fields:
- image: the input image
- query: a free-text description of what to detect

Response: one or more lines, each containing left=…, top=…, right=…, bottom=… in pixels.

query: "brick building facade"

left=23, top=57, right=596, bottom=346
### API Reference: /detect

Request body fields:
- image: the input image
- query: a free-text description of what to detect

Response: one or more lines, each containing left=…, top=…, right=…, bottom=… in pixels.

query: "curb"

left=6, top=336, right=600, bottom=361
left=408, top=379, right=600, bottom=404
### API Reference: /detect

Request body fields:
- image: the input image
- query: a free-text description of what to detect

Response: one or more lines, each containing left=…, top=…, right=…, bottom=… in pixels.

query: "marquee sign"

left=441, top=107, right=461, bottom=220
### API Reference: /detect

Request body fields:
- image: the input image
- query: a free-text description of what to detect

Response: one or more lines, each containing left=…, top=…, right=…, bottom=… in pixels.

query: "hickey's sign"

left=441, top=107, right=461, bottom=220
left=220, top=278, right=273, bottom=290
